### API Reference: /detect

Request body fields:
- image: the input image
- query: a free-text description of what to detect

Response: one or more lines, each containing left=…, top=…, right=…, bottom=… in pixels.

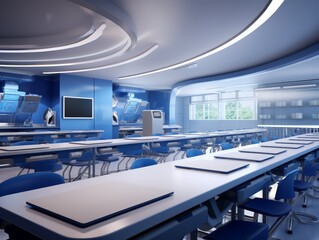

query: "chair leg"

left=17, top=168, right=25, bottom=176
left=287, top=215, right=293, bottom=234
left=126, top=157, right=135, bottom=170
left=302, top=194, right=308, bottom=208
left=117, top=157, right=127, bottom=172
left=68, top=166, right=73, bottom=182
left=292, top=211, right=319, bottom=224
left=62, top=165, right=69, bottom=180
left=100, top=162, right=107, bottom=175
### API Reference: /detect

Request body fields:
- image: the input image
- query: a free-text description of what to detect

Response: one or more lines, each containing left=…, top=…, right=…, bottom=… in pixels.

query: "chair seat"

left=62, top=160, right=90, bottom=167
left=95, top=155, right=119, bottom=163
left=22, top=160, right=62, bottom=172
left=294, top=180, right=313, bottom=192
left=204, top=220, right=268, bottom=240
left=240, top=198, right=292, bottom=217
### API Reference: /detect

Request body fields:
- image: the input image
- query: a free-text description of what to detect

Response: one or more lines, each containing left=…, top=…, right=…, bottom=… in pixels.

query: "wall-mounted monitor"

left=63, top=96, right=94, bottom=119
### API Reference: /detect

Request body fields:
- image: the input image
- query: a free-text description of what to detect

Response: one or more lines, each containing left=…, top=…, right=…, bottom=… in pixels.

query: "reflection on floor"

left=1, top=152, right=319, bottom=240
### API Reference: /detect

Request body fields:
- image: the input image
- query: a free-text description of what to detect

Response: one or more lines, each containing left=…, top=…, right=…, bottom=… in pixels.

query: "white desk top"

left=258, top=124, right=319, bottom=128
left=1, top=135, right=318, bottom=239
left=0, top=128, right=265, bottom=158
left=0, top=130, right=104, bottom=137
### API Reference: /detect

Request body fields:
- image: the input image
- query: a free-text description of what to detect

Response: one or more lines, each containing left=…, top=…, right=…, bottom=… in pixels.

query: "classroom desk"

left=1, top=134, right=318, bottom=240
left=119, top=124, right=182, bottom=137
left=0, top=128, right=265, bottom=172
left=0, top=130, right=104, bottom=144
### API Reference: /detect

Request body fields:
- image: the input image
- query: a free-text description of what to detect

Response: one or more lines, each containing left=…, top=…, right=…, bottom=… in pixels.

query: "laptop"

left=26, top=182, right=174, bottom=228
left=214, top=152, right=274, bottom=162
left=175, top=159, right=249, bottom=174
left=239, top=147, right=286, bottom=155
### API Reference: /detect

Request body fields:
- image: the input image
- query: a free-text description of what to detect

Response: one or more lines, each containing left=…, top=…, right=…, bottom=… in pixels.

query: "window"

left=189, top=91, right=256, bottom=120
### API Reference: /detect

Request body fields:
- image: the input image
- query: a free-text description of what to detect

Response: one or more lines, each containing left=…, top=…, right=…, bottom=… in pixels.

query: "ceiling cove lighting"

left=42, top=44, right=159, bottom=74
left=0, top=23, right=106, bottom=53
left=118, top=0, right=284, bottom=80
left=0, top=40, right=132, bottom=68
left=282, top=84, right=317, bottom=89
left=0, top=39, right=129, bottom=63
left=254, top=87, right=281, bottom=91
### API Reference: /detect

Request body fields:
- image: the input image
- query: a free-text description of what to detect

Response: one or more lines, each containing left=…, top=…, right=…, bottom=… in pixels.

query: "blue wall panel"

left=94, top=78, right=112, bottom=139
left=148, top=90, right=171, bottom=124
left=19, top=75, right=58, bottom=125
left=59, top=74, right=95, bottom=131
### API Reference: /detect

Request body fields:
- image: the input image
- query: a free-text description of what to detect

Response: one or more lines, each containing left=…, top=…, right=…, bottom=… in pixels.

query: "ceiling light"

left=254, top=87, right=281, bottom=91
left=0, top=23, right=106, bottom=53
left=0, top=39, right=129, bottom=63
left=119, top=0, right=284, bottom=80
left=42, top=44, right=159, bottom=74
left=0, top=40, right=131, bottom=68
left=282, top=84, right=316, bottom=89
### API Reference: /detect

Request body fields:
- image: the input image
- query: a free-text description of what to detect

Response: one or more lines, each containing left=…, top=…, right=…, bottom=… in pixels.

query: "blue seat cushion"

left=204, top=220, right=268, bottom=240
left=239, top=198, right=291, bottom=217
left=294, top=180, right=313, bottom=192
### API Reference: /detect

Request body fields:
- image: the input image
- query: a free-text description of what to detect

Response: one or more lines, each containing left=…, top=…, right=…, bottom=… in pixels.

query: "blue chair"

left=204, top=220, right=268, bottom=240
left=291, top=154, right=319, bottom=224
left=95, top=149, right=120, bottom=175
left=117, top=134, right=145, bottom=171
left=221, top=142, right=234, bottom=150
left=150, top=145, right=175, bottom=163
left=186, top=148, right=204, bottom=158
left=130, top=158, right=157, bottom=169
left=0, top=172, right=64, bottom=239
left=250, top=138, right=260, bottom=144
left=238, top=165, right=299, bottom=235
left=86, top=137, right=120, bottom=175
left=61, top=149, right=94, bottom=181
left=12, top=140, right=62, bottom=175
left=0, top=172, right=64, bottom=197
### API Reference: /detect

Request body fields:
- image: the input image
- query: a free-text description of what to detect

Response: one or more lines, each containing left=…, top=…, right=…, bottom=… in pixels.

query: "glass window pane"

left=238, top=100, right=256, bottom=119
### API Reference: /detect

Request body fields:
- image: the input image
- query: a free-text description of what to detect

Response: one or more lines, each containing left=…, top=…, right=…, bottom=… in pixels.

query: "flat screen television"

left=63, top=96, right=94, bottom=119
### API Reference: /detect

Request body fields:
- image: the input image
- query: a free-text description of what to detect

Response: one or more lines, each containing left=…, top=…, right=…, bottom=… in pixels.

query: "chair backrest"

left=221, top=142, right=233, bottom=150
left=53, top=138, right=72, bottom=143
left=0, top=172, right=64, bottom=197
left=125, top=134, right=141, bottom=138
left=260, top=137, right=268, bottom=142
left=250, top=139, right=260, bottom=144
left=275, top=168, right=299, bottom=200
left=186, top=149, right=204, bottom=158
left=302, top=153, right=317, bottom=177
left=130, top=158, right=157, bottom=169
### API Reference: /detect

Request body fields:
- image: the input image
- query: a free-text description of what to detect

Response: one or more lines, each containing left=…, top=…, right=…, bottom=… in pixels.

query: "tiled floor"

left=1, top=151, right=319, bottom=240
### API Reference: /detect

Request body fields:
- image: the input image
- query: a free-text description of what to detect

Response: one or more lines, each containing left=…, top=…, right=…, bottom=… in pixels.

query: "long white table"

left=0, top=128, right=265, bottom=175
left=0, top=134, right=318, bottom=239
left=0, top=130, right=104, bottom=143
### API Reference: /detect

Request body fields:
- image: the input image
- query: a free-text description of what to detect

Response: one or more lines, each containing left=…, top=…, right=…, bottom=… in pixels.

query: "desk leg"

left=92, top=148, right=95, bottom=177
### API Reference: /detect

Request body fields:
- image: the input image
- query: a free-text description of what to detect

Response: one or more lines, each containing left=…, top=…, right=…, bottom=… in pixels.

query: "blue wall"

left=59, top=74, right=112, bottom=139
left=148, top=90, right=171, bottom=124
left=20, top=75, right=58, bottom=126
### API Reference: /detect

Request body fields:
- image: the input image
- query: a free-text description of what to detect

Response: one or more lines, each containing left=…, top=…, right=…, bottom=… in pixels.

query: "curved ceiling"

left=0, top=0, right=318, bottom=96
